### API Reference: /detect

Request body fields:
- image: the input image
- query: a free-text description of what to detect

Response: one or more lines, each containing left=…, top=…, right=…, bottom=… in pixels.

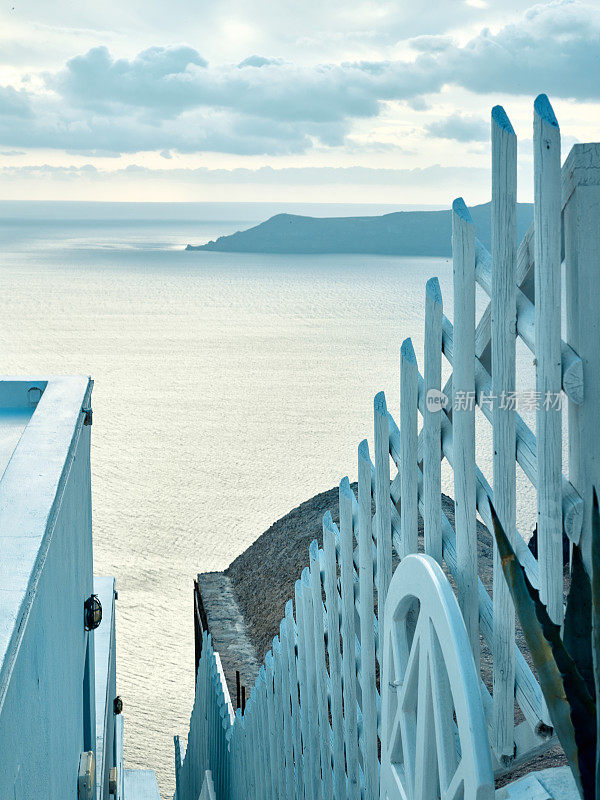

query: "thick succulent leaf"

left=490, top=501, right=594, bottom=798
left=591, top=489, right=600, bottom=800
left=565, top=545, right=594, bottom=698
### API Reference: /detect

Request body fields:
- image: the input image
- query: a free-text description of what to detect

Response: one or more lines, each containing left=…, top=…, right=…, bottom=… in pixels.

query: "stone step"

left=124, top=768, right=161, bottom=800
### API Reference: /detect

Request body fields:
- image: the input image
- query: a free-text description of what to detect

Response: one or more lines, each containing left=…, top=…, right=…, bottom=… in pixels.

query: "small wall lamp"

left=84, top=594, right=102, bottom=631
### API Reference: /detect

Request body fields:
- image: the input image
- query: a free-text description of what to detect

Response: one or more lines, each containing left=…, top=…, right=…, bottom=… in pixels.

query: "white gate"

left=380, top=554, right=493, bottom=800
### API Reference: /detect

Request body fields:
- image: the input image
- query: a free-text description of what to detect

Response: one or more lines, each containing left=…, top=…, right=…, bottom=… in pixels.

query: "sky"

left=0, top=0, right=599, bottom=203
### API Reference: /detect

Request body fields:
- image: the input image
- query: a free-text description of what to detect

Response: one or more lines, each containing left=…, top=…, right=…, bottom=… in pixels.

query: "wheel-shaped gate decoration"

left=380, top=554, right=494, bottom=800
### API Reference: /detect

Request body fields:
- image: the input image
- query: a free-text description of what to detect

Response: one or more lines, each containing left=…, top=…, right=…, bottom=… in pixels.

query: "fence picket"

left=284, top=600, right=304, bottom=800
left=564, top=142, right=600, bottom=577
left=310, top=541, right=334, bottom=800
left=534, top=94, right=564, bottom=625
left=265, top=653, right=281, bottom=798
left=273, top=635, right=291, bottom=798
left=323, top=514, right=347, bottom=800
left=338, top=478, right=361, bottom=800
left=400, top=338, right=419, bottom=557
left=424, top=277, right=443, bottom=564
left=491, top=104, right=518, bottom=758
left=358, top=439, right=379, bottom=799
left=296, top=577, right=317, bottom=800
left=301, top=566, right=322, bottom=800
left=452, top=197, right=479, bottom=668
left=374, top=392, right=392, bottom=636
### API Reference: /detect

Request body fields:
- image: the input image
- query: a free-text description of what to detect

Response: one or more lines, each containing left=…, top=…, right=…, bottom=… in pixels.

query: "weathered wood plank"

left=298, top=574, right=320, bottom=800
left=400, top=340, right=419, bottom=557
left=264, top=653, right=281, bottom=799
left=276, top=629, right=295, bottom=799
left=284, top=602, right=304, bottom=800
left=323, top=514, right=346, bottom=800
left=358, top=439, right=379, bottom=799
left=309, top=542, right=334, bottom=799
left=257, top=669, right=271, bottom=800
left=491, top=104, right=517, bottom=759
left=534, top=94, right=564, bottom=625
left=564, top=144, right=600, bottom=576
left=423, top=277, right=443, bottom=564
left=374, top=392, right=392, bottom=636
left=452, top=197, right=479, bottom=666
left=338, top=478, right=361, bottom=800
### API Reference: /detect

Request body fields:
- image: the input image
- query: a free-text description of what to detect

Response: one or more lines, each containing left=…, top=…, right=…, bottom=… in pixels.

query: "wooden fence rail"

left=174, top=96, right=600, bottom=799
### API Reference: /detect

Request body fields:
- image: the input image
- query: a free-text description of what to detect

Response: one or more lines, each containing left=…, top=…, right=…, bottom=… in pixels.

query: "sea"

left=0, top=201, right=543, bottom=798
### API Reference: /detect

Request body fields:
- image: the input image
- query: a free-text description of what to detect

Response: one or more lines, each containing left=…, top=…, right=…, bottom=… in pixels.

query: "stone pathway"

left=197, top=571, right=260, bottom=707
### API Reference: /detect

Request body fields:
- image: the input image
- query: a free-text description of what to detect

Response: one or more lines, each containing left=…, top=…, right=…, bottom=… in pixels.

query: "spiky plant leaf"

left=565, top=545, right=594, bottom=698
left=490, top=501, right=595, bottom=798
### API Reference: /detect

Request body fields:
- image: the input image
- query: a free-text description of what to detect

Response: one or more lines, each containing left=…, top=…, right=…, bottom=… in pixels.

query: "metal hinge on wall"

left=109, top=766, right=118, bottom=796
left=77, top=751, right=95, bottom=800
left=82, top=407, right=93, bottom=426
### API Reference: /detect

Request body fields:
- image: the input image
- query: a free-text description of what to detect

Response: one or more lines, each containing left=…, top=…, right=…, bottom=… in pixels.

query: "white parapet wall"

left=0, top=376, right=128, bottom=800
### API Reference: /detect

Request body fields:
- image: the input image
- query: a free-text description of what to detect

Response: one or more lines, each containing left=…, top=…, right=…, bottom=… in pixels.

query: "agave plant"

left=490, top=490, right=600, bottom=799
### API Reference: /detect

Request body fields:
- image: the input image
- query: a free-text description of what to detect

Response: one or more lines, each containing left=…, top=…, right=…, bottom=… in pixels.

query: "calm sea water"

left=0, top=202, right=540, bottom=798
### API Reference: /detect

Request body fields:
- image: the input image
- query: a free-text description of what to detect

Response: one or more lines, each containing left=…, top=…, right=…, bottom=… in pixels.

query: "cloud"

left=409, top=35, right=454, bottom=53
left=441, top=0, right=600, bottom=99
left=0, top=162, right=489, bottom=187
left=237, top=55, right=283, bottom=68
left=425, top=113, right=488, bottom=142
left=51, top=45, right=209, bottom=115
left=0, top=86, right=32, bottom=118
left=50, top=45, right=416, bottom=122
left=0, top=1, right=598, bottom=157
left=0, top=108, right=342, bottom=156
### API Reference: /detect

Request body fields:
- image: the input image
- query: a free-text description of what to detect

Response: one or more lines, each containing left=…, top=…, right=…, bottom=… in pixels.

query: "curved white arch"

left=380, top=554, right=494, bottom=800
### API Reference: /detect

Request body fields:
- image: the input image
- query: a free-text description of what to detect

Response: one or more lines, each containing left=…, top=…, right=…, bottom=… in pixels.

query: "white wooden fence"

left=174, top=95, right=600, bottom=799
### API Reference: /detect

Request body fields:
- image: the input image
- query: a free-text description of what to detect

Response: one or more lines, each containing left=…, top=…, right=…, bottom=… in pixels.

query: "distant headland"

left=186, top=201, right=533, bottom=256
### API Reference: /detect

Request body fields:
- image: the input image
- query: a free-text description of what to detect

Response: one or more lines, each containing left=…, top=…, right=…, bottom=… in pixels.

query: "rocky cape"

left=186, top=201, right=533, bottom=256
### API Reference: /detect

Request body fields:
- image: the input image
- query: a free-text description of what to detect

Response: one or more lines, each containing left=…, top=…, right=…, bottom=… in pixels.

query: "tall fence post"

left=452, top=198, right=479, bottom=668
left=491, top=105, right=517, bottom=759
left=564, top=142, right=600, bottom=576
left=534, top=94, right=564, bottom=625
